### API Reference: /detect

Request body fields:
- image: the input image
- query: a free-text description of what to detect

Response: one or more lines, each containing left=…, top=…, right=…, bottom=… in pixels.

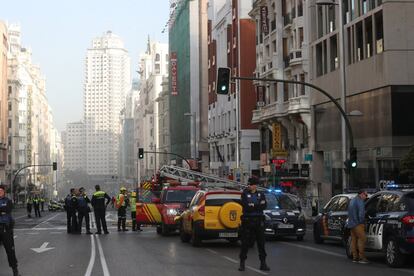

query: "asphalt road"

left=1, top=209, right=414, bottom=276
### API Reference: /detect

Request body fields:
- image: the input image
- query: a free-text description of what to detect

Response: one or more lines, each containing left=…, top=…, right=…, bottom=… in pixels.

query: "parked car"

left=344, top=184, right=414, bottom=267
left=177, top=188, right=242, bottom=246
left=48, top=200, right=64, bottom=212
left=264, top=190, right=306, bottom=240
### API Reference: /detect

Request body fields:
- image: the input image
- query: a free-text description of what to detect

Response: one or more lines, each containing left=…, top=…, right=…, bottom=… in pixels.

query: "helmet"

left=120, top=187, right=127, bottom=192
left=131, top=191, right=136, bottom=197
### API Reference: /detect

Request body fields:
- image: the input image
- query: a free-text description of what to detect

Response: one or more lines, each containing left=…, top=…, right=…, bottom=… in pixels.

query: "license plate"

left=278, top=224, right=294, bottom=229
left=219, top=232, right=238, bottom=238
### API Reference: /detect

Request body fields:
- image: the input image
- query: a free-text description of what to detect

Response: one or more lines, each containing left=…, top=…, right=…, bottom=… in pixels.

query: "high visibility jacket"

left=130, top=196, right=136, bottom=212
left=116, top=194, right=126, bottom=208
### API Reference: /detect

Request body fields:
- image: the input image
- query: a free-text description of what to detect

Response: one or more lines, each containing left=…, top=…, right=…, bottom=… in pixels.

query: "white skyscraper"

left=84, top=31, right=131, bottom=177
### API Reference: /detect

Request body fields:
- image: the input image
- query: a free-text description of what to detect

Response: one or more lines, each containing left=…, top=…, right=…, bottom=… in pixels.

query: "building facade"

left=207, top=0, right=260, bottom=180
left=63, top=121, right=85, bottom=172
left=0, top=22, right=7, bottom=185
left=83, top=31, right=131, bottom=180
left=309, top=0, right=414, bottom=199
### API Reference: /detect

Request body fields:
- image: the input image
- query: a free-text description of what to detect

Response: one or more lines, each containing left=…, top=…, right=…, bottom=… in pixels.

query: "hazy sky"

left=1, top=0, right=169, bottom=131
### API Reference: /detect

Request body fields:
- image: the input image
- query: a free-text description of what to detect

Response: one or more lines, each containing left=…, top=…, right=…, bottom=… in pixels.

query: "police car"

left=264, top=190, right=306, bottom=241
left=344, top=183, right=414, bottom=267
left=313, top=193, right=358, bottom=244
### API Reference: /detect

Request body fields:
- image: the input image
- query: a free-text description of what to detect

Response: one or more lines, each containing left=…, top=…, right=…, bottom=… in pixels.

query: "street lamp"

left=316, top=0, right=348, bottom=191
left=184, top=112, right=196, bottom=160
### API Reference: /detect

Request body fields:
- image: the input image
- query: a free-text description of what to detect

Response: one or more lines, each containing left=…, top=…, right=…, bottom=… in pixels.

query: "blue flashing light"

left=274, top=189, right=282, bottom=193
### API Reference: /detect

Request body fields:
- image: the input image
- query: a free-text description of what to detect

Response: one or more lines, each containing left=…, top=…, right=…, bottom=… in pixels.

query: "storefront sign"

left=289, top=168, right=300, bottom=177
left=272, top=122, right=282, bottom=151
left=260, top=6, right=269, bottom=35
left=300, top=168, right=309, bottom=177
left=171, top=52, right=178, bottom=96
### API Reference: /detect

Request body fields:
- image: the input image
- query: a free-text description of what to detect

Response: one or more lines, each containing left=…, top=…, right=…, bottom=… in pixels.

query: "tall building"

left=207, top=0, right=260, bottom=180
left=83, top=31, right=131, bottom=180
left=63, top=121, right=85, bottom=172
left=309, top=0, right=414, bottom=197
left=169, top=0, right=209, bottom=171
left=0, top=21, right=8, bottom=185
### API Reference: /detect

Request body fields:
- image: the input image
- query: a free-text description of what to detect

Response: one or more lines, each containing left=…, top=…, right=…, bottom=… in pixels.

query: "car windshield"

left=164, top=190, right=197, bottom=203
left=265, top=193, right=298, bottom=210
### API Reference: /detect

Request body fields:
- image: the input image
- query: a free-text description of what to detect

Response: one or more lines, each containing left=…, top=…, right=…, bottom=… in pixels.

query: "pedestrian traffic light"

left=138, top=148, right=144, bottom=159
left=216, top=67, right=231, bottom=95
left=52, top=162, right=57, bottom=171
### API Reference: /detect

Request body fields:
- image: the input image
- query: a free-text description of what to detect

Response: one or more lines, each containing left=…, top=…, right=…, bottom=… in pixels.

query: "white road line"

left=15, top=227, right=66, bottom=231
left=95, top=235, right=110, bottom=276
left=206, top=249, right=218, bottom=255
left=50, top=232, right=63, bottom=234
left=221, top=256, right=268, bottom=275
left=84, top=235, right=96, bottom=276
left=279, top=242, right=345, bottom=258
left=32, top=213, right=60, bottom=229
left=14, top=214, right=29, bottom=220
left=222, top=256, right=238, bottom=263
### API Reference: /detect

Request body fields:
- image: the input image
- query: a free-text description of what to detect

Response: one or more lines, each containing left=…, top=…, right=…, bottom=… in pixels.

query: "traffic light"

left=52, top=162, right=57, bottom=171
left=138, top=148, right=144, bottom=159
left=216, top=67, right=231, bottom=95
left=350, top=147, right=357, bottom=168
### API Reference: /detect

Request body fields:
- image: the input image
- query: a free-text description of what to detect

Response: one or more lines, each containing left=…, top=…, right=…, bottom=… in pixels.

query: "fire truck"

left=136, top=165, right=243, bottom=235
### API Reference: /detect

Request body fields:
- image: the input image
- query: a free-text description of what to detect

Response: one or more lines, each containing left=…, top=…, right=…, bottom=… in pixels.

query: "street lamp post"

left=184, top=112, right=196, bottom=160
left=316, top=0, right=348, bottom=192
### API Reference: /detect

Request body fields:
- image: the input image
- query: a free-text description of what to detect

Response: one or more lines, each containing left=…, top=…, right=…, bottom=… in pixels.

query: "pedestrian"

left=26, top=196, right=33, bottom=218
left=116, top=187, right=129, bottom=231
left=33, top=195, right=41, bottom=218
left=346, top=189, right=369, bottom=264
left=0, top=185, right=21, bottom=276
left=40, top=197, right=45, bottom=212
left=91, top=185, right=111, bottom=234
left=70, top=189, right=79, bottom=233
left=129, top=190, right=141, bottom=231
left=238, top=177, right=270, bottom=272
left=77, top=187, right=92, bottom=234
left=64, top=189, right=74, bottom=233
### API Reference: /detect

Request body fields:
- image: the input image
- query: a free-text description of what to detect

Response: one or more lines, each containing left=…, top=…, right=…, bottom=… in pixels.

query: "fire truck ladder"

left=159, top=165, right=244, bottom=189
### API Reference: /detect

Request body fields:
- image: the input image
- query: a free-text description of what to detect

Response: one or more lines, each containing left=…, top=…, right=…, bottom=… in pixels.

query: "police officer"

left=77, top=187, right=92, bottom=234
left=91, top=185, right=111, bottom=234
left=0, top=185, right=21, bottom=276
left=40, top=197, right=45, bottom=212
left=238, top=177, right=270, bottom=272
left=116, top=187, right=129, bottom=231
left=26, top=196, right=33, bottom=218
left=33, top=195, right=41, bottom=218
left=64, top=188, right=74, bottom=233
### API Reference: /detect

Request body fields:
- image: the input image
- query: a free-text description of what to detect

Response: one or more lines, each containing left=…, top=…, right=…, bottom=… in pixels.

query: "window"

left=365, top=16, right=373, bottom=58
left=324, top=197, right=339, bottom=212
left=366, top=195, right=381, bottom=215
left=251, top=142, right=260, bottom=160
left=155, top=54, right=160, bottom=61
left=330, top=35, right=338, bottom=71
left=378, top=193, right=400, bottom=212
left=337, top=197, right=349, bottom=211
left=356, top=21, right=364, bottom=61
left=375, top=11, right=384, bottom=54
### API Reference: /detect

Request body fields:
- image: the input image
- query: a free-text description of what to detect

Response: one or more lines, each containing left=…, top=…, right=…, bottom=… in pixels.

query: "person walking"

left=33, top=196, right=41, bottom=218
left=0, top=185, right=21, bottom=276
left=91, top=185, right=111, bottom=234
left=77, top=187, right=92, bottom=234
left=116, top=187, right=129, bottom=231
left=26, top=196, right=33, bottom=218
left=238, top=177, right=270, bottom=272
left=347, top=189, right=369, bottom=264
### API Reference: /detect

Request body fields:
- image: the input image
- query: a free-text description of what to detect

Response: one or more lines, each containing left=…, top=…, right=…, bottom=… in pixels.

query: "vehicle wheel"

left=161, top=223, right=169, bottom=236
left=191, top=223, right=202, bottom=247
left=313, top=224, right=324, bottom=244
left=297, top=235, right=304, bottom=241
left=345, top=235, right=353, bottom=259
left=180, top=223, right=191, bottom=243
left=385, top=237, right=407, bottom=268
left=156, top=226, right=162, bottom=235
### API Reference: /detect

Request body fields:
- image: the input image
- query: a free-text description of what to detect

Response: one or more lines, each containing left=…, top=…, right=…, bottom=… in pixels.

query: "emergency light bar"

left=385, top=183, right=414, bottom=191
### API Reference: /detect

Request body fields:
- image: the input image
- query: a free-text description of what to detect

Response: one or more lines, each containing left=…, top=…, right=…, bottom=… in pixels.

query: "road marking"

left=84, top=235, right=96, bottom=276
left=27, top=232, right=40, bottom=235
left=279, top=242, right=345, bottom=258
left=32, top=213, right=60, bottom=229
left=221, top=256, right=268, bottom=275
left=31, top=242, right=54, bottom=253
left=14, top=214, right=29, bottom=220
left=50, top=232, right=63, bottom=234
left=206, top=249, right=218, bottom=255
left=95, top=235, right=110, bottom=276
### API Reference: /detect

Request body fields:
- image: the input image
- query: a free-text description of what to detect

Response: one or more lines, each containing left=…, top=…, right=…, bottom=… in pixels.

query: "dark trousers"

left=0, top=224, right=18, bottom=269
left=34, top=205, right=41, bottom=217
left=118, top=206, right=127, bottom=230
left=239, top=217, right=267, bottom=262
left=27, top=204, right=32, bottom=217
left=66, top=210, right=72, bottom=233
left=70, top=211, right=78, bottom=233
left=78, top=211, right=90, bottom=233
left=94, top=209, right=108, bottom=233
left=131, top=211, right=136, bottom=230
left=41, top=202, right=44, bottom=211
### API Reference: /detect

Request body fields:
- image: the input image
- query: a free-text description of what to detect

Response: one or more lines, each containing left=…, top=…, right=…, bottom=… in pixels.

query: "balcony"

left=289, top=49, right=303, bottom=66
left=283, top=13, right=292, bottom=28
left=252, top=102, right=283, bottom=123
left=285, top=95, right=310, bottom=114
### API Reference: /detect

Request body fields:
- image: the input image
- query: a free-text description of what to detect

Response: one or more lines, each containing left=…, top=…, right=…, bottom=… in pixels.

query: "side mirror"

left=151, top=198, right=161, bottom=204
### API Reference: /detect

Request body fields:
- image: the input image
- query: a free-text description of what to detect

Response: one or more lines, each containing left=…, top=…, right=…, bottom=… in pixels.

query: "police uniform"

left=64, top=191, right=73, bottom=233
left=77, top=189, right=92, bottom=234
left=91, top=185, right=111, bottom=234
left=40, top=197, right=45, bottom=212
left=0, top=187, right=20, bottom=276
left=116, top=188, right=129, bottom=231
left=26, top=197, right=33, bottom=218
left=33, top=197, right=41, bottom=217
left=239, top=178, right=270, bottom=272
